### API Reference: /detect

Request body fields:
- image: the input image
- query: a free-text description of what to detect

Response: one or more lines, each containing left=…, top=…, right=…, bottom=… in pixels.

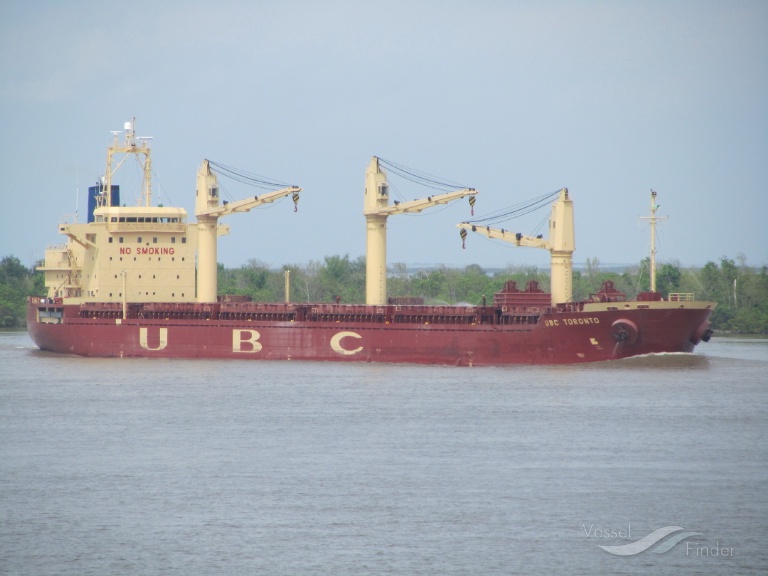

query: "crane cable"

left=467, top=189, right=561, bottom=226
left=377, top=157, right=470, bottom=193
left=207, top=160, right=294, bottom=191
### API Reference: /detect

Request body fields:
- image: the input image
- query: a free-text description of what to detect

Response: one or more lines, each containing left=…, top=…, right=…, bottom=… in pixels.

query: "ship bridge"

left=92, top=206, right=188, bottom=233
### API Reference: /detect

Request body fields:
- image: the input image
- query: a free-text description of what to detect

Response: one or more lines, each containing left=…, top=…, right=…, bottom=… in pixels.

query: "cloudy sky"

left=1, top=0, right=766, bottom=272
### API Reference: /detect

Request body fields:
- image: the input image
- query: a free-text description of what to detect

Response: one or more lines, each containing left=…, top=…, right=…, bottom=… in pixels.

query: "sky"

left=1, top=0, right=766, bottom=273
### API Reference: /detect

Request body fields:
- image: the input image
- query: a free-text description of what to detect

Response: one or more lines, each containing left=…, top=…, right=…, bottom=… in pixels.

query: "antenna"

left=75, top=164, right=79, bottom=223
left=640, top=189, right=668, bottom=292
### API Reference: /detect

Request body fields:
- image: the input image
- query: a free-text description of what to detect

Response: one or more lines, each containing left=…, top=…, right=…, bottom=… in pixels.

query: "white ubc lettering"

left=139, top=327, right=168, bottom=351
left=330, top=331, right=363, bottom=355
left=232, top=329, right=263, bottom=353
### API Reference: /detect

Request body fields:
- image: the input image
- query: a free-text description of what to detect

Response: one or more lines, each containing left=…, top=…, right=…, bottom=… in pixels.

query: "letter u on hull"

left=139, top=327, right=168, bottom=351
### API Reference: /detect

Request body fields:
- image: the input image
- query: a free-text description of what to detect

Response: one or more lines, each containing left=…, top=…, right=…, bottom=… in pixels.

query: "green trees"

left=657, top=262, right=682, bottom=295
left=318, top=255, right=366, bottom=303
left=571, top=257, right=637, bottom=301
left=695, top=256, right=768, bottom=333
left=216, top=255, right=366, bottom=303
left=0, top=256, right=44, bottom=327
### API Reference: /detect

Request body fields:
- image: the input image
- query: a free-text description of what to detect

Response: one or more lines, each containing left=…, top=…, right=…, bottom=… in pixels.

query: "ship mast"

left=364, top=157, right=477, bottom=305
left=640, top=190, right=667, bottom=292
left=100, top=117, right=153, bottom=208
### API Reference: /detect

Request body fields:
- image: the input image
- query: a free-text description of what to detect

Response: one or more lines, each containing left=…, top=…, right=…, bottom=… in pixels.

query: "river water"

left=1, top=331, right=766, bottom=575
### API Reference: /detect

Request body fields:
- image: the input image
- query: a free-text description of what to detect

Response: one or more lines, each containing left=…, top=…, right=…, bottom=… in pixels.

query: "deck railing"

left=668, top=293, right=695, bottom=301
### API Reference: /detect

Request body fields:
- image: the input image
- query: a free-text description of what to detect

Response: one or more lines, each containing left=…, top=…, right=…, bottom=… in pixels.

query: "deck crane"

left=364, top=156, right=478, bottom=306
left=196, top=159, right=301, bottom=302
left=458, top=188, right=574, bottom=306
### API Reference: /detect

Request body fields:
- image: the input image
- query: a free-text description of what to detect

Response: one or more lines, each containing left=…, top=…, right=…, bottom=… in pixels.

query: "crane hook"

left=468, top=196, right=476, bottom=216
left=460, top=228, right=468, bottom=249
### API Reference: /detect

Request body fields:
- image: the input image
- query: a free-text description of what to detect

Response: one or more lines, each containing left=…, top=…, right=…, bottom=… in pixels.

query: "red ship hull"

left=27, top=299, right=714, bottom=366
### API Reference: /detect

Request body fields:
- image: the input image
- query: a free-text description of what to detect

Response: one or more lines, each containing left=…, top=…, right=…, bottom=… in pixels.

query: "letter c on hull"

left=330, top=331, right=363, bottom=355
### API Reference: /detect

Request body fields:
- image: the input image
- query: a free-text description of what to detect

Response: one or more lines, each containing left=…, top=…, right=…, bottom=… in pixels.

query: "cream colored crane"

left=458, top=188, right=575, bottom=306
left=196, top=159, right=301, bottom=302
left=364, top=156, right=478, bottom=305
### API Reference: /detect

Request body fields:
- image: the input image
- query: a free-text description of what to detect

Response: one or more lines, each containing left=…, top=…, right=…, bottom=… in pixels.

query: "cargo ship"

left=27, top=120, right=715, bottom=365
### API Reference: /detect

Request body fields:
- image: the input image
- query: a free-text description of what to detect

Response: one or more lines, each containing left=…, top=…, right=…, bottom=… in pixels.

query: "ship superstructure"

left=38, top=120, right=300, bottom=307
left=28, top=120, right=715, bottom=365
left=38, top=121, right=198, bottom=304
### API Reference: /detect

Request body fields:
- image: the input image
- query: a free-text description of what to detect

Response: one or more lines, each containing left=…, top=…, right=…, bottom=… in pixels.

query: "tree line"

left=2, top=253, right=766, bottom=333
left=0, top=256, right=44, bottom=328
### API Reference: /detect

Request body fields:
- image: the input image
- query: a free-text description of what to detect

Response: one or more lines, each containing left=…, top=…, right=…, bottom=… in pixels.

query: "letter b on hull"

left=233, top=329, right=263, bottom=353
